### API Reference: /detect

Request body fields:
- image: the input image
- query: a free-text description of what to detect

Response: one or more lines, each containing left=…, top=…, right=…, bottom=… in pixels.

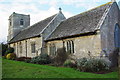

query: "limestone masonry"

left=8, top=2, right=120, bottom=67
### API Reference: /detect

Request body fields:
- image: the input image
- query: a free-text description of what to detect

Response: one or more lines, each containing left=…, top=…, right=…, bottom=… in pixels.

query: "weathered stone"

left=8, top=2, right=120, bottom=68
left=47, top=33, right=101, bottom=59
left=10, top=37, right=42, bottom=58
left=8, top=12, right=30, bottom=42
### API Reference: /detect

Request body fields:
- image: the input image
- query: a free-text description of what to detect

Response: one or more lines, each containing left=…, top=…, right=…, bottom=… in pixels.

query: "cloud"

left=30, top=7, right=58, bottom=25
left=39, top=0, right=49, bottom=4
left=0, top=0, right=114, bottom=43
left=0, top=0, right=73, bottom=43
left=63, top=11, right=74, bottom=18
left=62, top=0, right=110, bottom=10
left=0, top=11, right=8, bottom=43
left=38, top=0, right=58, bottom=7
left=49, top=0, right=58, bottom=7
left=75, top=2, right=99, bottom=10
left=62, top=0, right=110, bottom=3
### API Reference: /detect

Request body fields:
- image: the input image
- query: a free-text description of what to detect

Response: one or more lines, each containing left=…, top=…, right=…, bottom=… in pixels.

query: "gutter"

left=8, top=35, right=40, bottom=44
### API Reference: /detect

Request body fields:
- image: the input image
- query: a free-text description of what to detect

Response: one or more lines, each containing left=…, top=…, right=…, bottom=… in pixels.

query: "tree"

left=1, top=43, right=8, bottom=56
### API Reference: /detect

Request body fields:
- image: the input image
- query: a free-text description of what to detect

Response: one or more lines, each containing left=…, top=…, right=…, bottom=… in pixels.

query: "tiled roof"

left=9, top=14, right=57, bottom=43
left=46, top=2, right=112, bottom=41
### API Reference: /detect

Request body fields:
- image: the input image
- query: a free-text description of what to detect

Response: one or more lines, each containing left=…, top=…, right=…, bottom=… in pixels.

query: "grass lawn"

left=2, top=59, right=119, bottom=78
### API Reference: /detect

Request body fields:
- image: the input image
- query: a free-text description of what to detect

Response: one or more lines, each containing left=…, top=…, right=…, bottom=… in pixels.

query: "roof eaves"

left=8, top=30, right=22, bottom=44
left=45, top=31, right=97, bottom=42
left=8, top=35, right=40, bottom=44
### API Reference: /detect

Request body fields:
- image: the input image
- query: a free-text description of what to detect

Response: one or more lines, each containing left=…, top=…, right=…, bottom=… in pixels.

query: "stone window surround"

left=19, top=42, right=22, bottom=54
left=20, top=19, right=24, bottom=25
left=31, top=42, right=36, bottom=54
left=66, top=40, right=74, bottom=54
left=49, top=43, right=56, bottom=56
left=114, top=23, right=120, bottom=48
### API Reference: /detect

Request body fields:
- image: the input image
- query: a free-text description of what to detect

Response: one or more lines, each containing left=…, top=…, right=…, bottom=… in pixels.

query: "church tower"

left=7, top=12, right=30, bottom=42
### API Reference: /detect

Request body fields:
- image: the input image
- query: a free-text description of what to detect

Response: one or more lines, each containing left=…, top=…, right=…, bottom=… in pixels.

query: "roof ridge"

left=90, top=2, right=112, bottom=11
left=46, top=2, right=113, bottom=41
left=40, top=12, right=60, bottom=34
left=65, top=2, right=113, bottom=21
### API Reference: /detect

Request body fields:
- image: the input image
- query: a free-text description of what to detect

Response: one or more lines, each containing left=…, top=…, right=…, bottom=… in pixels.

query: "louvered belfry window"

left=20, top=19, right=24, bottom=25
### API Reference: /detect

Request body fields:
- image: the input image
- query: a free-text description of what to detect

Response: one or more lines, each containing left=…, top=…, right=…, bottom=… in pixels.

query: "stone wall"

left=47, top=33, right=101, bottom=59
left=100, top=2, right=120, bottom=67
left=41, top=12, right=66, bottom=48
left=118, top=48, right=120, bottom=80
left=100, top=3, right=120, bottom=67
left=8, top=12, right=30, bottom=42
left=10, top=37, right=42, bottom=58
left=118, top=48, right=120, bottom=69
left=100, top=2, right=120, bottom=55
left=41, top=12, right=66, bottom=40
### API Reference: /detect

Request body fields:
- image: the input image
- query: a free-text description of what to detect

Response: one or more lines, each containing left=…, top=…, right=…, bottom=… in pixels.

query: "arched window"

left=50, top=43, right=56, bottom=56
left=71, top=40, right=74, bottom=53
left=19, top=42, right=22, bottom=54
left=68, top=41, right=71, bottom=53
left=67, top=41, right=71, bottom=53
left=67, top=41, right=69, bottom=51
left=20, top=19, right=24, bottom=25
left=13, top=43, right=16, bottom=53
left=31, top=42, right=36, bottom=53
left=66, top=40, right=74, bottom=54
left=114, top=24, right=120, bottom=48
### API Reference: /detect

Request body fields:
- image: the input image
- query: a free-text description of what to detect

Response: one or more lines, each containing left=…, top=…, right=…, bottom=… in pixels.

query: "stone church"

left=8, top=1, right=120, bottom=63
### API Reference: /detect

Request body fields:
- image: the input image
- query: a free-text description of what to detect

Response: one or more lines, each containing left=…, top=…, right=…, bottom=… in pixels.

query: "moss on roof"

left=46, top=2, right=112, bottom=40
left=75, top=2, right=112, bottom=18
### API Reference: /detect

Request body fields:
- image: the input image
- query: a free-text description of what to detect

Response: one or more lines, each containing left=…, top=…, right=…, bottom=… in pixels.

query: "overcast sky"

left=0, top=0, right=120, bottom=43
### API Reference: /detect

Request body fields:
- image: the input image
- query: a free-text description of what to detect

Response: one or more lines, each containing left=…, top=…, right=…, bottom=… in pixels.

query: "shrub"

left=63, top=59, right=77, bottom=68
left=25, top=59, right=31, bottom=63
left=16, top=57, right=31, bottom=61
left=109, top=48, right=119, bottom=68
left=53, top=47, right=68, bottom=66
left=30, top=53, right=51, bottom=64
left=6, top=54, right=11, bottom=59
left=6, top=53, right=16, bottom=60
left=1, top=43, right=8, bottom=56
left=76, top=57, right=111, bottom=72
left=2, top=56, right=6, bottom=59
left=5, top=47, right=14, bottom=54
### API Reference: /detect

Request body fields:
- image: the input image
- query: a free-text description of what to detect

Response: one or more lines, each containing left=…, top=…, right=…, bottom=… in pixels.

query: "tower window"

left=20, top=19, right=24, bottom=25
left=9, top=19, right=12, bottom=26
left=10, top=21, right=11, bottom=26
